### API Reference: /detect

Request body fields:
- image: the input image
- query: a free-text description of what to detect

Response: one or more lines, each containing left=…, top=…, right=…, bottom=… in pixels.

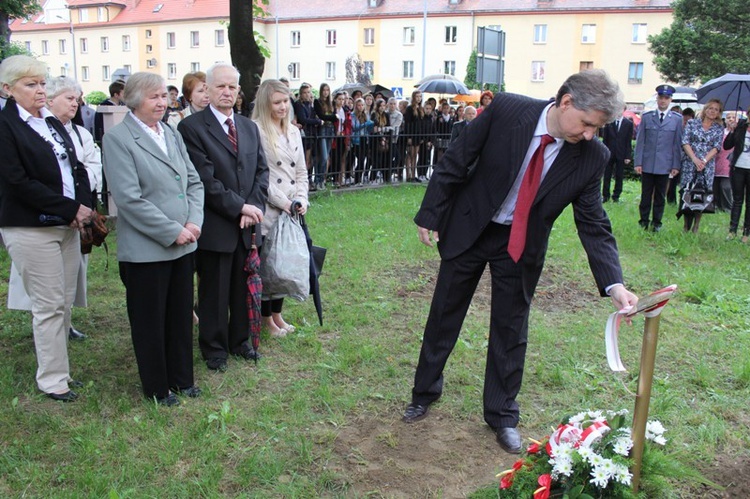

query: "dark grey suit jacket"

left=415, top=93, right=622, bottom=296
left=178, top=108, right=269, bottom=253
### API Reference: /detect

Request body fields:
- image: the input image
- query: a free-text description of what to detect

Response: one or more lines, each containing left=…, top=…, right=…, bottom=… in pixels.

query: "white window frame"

left=102, top=65, right=110, bottom=81
left=533, top=24, right=547, bottom=44
left=24, top=41, right=32, bottom=52
left=80, top=37, right=88, bottom=53
left=59, top=39, right=66, bottom=54
left=291, top=31, right=301, bottom=47
left=325, top=62, right=336, bottom=80
left=168, top=63, right=177, bottom=80
left=445, top=26, right=457, bottom=44
left=628, top=62, right=644, bottom=84
left=531, top=61, right=546, bottom=82
left=403, top=27, right=415, bottom=45
left=364, top=61, right=374, bottom=79
left=122, top=35, right=131, bottom=51
left=146, top=44, right=153, bottom=53
left=146, top=59, right=156, bottom=69
left=60, top=66, right=67, bottom=77
left=326, top=30, right=336, bottom=47
left=215, top=29, right=225, bottom=47
left=444, top=60, right=456, bottom=76
left=81, top=66, right=90, bottom=81
left=364, top=28, right=375, bottom=46
left=167, top=32, right=176, bottom=49
left=581, top=24, right=596, bottom=44
left=190, top=62, right=200, bottom=72
left=290, top=62, right=300, bottom=80
left=403, top=60, right=414, bottom=79
left=190, top=31, right=200, bottom=48
left=632, top=23, right=647, bottom=44
left=145, top=29, right=152, bottom=39
left=41, top=40, right=49, bottom=55
left=78, top=9, right=88, bottom=23
left=101, top=36, right=109, bottom=52
left=97, top=7, right=106, bottom=22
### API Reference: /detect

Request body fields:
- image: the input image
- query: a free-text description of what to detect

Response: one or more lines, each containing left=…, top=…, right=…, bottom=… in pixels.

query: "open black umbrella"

left=293, top=203, right=325, bottom=326
left=333, top=82, right=370, bottom=96
left=696, top=74, right=750, bottom=111
left=369, top=84, right=393, bottom=98
left=244, top=226, right=262, bottom=363
left=417, top=77, right=470, bottom=95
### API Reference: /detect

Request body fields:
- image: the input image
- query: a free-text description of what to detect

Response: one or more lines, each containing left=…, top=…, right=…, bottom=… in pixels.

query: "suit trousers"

left=1, top=226, right=79, bottom=393
left=730, top=167, right=750, bottom=235
left=119, top=254, right=195, bottom=399
left=639, top=173, right=669, bottom=227
left=411, top=223, right=533, bottom=429
left=196, top=241, right=250, bottom=360
left=602, top=158, right=625, bottom=201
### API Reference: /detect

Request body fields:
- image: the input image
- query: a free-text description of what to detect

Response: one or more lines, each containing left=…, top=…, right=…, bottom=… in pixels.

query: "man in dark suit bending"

left=402, top=70, right=638, bottom=454
left=178, top=63, right=268, bottom=372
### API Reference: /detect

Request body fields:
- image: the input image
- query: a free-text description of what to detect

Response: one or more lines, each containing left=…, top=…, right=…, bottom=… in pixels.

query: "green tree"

left=1, top=0, right=40, bottom=59
left=649, top=0, right=750, bottom=84
left=229, top=0, right=269, bottom=103
left=463, top=49, right=500, bottom=93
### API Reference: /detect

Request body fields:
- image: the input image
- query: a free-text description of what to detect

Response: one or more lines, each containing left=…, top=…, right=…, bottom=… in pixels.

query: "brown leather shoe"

left=496, top=427, right=522, bottom=454
left=402, top=402, right=429, bottom=423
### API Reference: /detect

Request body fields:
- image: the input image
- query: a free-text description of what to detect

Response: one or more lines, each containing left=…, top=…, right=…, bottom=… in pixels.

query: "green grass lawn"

left=1, top=182, right=748, bottom=497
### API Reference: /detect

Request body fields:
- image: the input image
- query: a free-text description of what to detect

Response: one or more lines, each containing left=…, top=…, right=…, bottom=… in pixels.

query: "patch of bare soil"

left=690, top=453, right=750, bottom=498
left=329, top=408, right=515, bottom=498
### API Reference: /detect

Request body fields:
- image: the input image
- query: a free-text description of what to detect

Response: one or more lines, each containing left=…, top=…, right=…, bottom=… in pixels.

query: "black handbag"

left=682, top=172, right=715, bottom=214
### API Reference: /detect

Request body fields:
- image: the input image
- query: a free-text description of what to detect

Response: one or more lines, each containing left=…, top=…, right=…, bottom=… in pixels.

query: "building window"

left=326, top=29, right=336, bottom=46
left=364, top=61, right=374, bottom=79
left=122, top=35, right=131, bottom=51
left=124, top=64, right=131, bottom=74
left=445, top=26, right=457, bottom=44
left=168, top=63, right=177, bottom=80
left=403, top=60, right=414, bottom=79
left=581, top=24, right=596, bottom=44
left=580, top=61, right=594, bottom=71
left=291, top=31, right=301, bottom=47
left=364, top=28, right=375, bottom=45
left=59, top=39, right=66, bottom=54
left=102, top=65, right=110, bottom=81
left=41, top=40, right=49, bottom=55
left=97, top=7, right=107, bottom=22
left=80, top=37, right=88, bottom=53
left=289, top=62, right=300, bottom=80
left=146, top=44, right=153, bottom=53
left=534, top=24, right=547, bottom=44
left=403, top=27, right=415, bottom=45
left=146, top=59, right=156, bottom=69
left=167, top=32, right=175, bottom=49
left=444, top=60, right=456, bottom=76
left=81, top=66, right=90, bottom=81
left=190, top=31, right=199, bottom=48
left=101, top=36, right=109, bottom=52
left=145, top=29, right=152, bottom=38
left=78, top=9, right=88, bottom=22
left=191, top=62, right=200, bottom=72
left=632, top=23, right=647, bottom=44
left=24, top=41, right=31, bottom=52
left=60, top=66, right=67, bottom=77
left=628, top=62, right=644, bottom=84
left=531, top=61, right=545, bottom=81
left=215, top=29, right=225, bottom=47
left=325, top=62, right=335, bottom=80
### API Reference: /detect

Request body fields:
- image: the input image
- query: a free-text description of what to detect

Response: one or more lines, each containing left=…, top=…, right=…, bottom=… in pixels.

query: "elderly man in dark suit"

left=178, top=63, right=269, bottom=372
left=402, top=70, right=638, bottom=454
left=600, top=107, right=634, bottom=203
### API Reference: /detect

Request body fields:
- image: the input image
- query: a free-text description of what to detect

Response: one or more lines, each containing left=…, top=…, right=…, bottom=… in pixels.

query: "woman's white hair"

left=46, top=75, right=82, bottom=99
left=0, top=55, right=47, bottom=88
left=122, top=72, right=166, bottom=110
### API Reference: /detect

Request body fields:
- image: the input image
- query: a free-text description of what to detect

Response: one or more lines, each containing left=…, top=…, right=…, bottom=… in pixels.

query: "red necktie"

left=507, top=134, right=555, bottom=263
left=226, top=118, right=238, bottom=152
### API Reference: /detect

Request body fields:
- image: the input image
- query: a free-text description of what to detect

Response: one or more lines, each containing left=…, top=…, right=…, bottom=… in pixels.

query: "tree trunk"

left=229, top=0, right=265, bottom=103
left=1, top=12, right=12, bottom=47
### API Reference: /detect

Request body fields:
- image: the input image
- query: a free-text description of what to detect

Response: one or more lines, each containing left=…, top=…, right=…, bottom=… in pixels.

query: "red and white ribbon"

left=605, top=285, right=677, bottom=372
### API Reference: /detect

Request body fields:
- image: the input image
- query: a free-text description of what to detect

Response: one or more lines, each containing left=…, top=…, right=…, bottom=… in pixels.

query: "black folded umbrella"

left=295, top=207, right=325, bottom=326
left=243, top=226, right=262, bottom=363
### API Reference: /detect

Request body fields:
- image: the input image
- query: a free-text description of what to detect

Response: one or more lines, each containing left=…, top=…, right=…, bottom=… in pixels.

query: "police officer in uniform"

left=634, top=84, right=683, bottom=232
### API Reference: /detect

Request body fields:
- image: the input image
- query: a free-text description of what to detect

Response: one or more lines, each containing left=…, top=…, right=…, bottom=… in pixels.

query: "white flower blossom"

left=600, top=458, right=616, bottom=477
left=590, top=467, right=610, bottom=488
left=556, top=442, right=575, bottom=459
left=577, top=446, right=593, bottom=460
left=553, top=457, right=574, bottom=477
left=589, top=453, right=604, bottom=467
left=570, top=412, right=586, bottom=424
left=614, top=464, right=632, bottom=486
left=646, top=420, right=666, bottom=435
left=612, top=439, right=631, bottom=456
left=653, top=435, right=667, bottom=446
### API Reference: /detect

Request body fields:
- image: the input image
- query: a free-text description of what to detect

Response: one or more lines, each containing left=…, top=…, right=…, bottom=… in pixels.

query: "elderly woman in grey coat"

left=103, top=73, right=204, bottom=406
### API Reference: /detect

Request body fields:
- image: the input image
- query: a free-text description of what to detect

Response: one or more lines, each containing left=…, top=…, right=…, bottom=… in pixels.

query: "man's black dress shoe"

left=69, top=379, right=84, bottom=388
left=402, top=402, right=429, bottom=423
left=47, top=390, right=78, bottom=402
left=156, top=393, right=180, bottom=407
left=172, top=385, right=202, bottom=398
left=496, top=427, right=522, bottom=454
left=206, top=357, right=228, bottom=372
left=69, top=327, right=86, bottom=340
left=233, top=345, right=261, bottom=362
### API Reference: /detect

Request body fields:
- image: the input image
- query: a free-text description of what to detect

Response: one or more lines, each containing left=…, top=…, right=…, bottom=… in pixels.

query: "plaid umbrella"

left=244, top=226, right=262, bottom=363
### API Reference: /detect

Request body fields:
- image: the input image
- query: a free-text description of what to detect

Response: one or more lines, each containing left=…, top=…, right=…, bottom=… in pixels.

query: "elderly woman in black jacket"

left=0, top=55, right=94, bottom=402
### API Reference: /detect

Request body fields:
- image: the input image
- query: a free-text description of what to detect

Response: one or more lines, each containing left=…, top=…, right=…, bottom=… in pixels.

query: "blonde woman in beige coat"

left=253, top=79, right=309, bottom=337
